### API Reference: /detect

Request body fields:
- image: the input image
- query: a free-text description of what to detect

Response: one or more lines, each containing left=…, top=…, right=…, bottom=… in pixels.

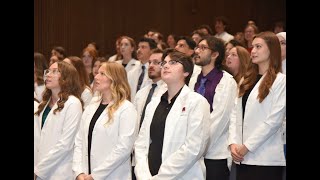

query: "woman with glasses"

left=72, top=62, right=137, bottom=180
left=34, top=61, right=83, bottom=180
left=134, top=49, right=210, bottom=179
left=229, top=32, right=286, bottom=180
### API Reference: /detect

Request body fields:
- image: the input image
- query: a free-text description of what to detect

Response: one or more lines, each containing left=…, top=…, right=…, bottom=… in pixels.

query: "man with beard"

left=193, top=36, right=237, bottom=180
left=132, top=48, right=167, bottom=180
left=134, top=48, right=168, bottom=132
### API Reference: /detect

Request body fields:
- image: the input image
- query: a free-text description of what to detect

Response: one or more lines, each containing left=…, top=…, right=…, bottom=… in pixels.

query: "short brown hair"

left=162, top=48, right=194, bottom=85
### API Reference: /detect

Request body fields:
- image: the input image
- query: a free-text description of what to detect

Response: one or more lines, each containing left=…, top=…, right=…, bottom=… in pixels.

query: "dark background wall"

left=34, top=0, right=286, bottom=59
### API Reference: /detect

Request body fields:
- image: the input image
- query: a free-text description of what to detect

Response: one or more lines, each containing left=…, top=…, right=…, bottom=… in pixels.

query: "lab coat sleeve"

left=72, top=110, right=87, bottom=178
left=209, top=77, right=237, bottom=148
left=134, top=109, right=153, bottom=180
left=91, top=104, right=138, bottom=180
left=244, top=76, right=286, bottom=152
left=228, top=96, right=241, bottom=146
left=153, top=98, right=210, bottom=179
left=81, top=87, right=93, bottom=109
left=34, top=100, right=82, bottom=180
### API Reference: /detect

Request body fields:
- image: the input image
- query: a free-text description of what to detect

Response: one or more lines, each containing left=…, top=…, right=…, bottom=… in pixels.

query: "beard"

left=194, top=54, right=211, bottom=66
left=148, top=71, right=161, bottom=80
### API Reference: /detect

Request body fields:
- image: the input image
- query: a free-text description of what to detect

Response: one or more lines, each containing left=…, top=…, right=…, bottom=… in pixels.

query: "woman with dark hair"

left=34, top=61, right=83, bottom=180
left=64, top=56, right=93, bottom=109
left=34, top=52, right=48, bottom=102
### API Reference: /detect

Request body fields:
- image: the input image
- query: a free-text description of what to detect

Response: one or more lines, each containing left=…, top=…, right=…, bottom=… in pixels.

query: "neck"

left=167, top=82, right=184, bottom=102
left=247, top=40, right=253, bottom=48
left=123, top=55, right=132, bottom=63
left=202, top=63, right=215, bottom=76
left=86, top=66, right=92, bottom=74
left=101, top=92, right=113, bottom=104
left=258, top=61, right=269, bottom=75
left=50, top=92, right=59, bottom=106
left=152, top=78, right=161, bottom=83
left=140, top=58, right=148, bottom=64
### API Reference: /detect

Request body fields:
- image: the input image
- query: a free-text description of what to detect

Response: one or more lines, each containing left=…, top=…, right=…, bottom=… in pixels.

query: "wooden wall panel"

left=34, top=0, right=286, bottom=60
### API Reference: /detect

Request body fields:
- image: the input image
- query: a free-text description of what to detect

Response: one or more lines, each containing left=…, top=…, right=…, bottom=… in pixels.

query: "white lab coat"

left=133, top=80, right=167, bottom=129
left=204, top=71, right=237, bottom=161
left=117, top=58, right=140, bottom=73
left=34, top=100, right=39, bottom=167
left=188, top=64, right=202, bottom=90
left=34, top=95, right=83, bottom=180
left=73, top=97, right=138, bottom=180
left=132, top=80, right=167, bottom=167
left=228, top=73, right=286, bottom=166
left=134, top=85, right=210, bottom=179
left=126, top=62, right=152, bottom=101
left=81, top=86, right=93, bottom=109
left=34, top=83, right=45, bottom=102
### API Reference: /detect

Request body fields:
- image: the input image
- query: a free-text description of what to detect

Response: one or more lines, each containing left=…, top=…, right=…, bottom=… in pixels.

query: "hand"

left=76, top=173, right=86, bottom=180
left=34, top=173, right=37, bottom=180
left=230, top=144, right=244, bottom=162
left=237, top=144, right=249, bottom=157
left=84, top=174, right=94, bottom=180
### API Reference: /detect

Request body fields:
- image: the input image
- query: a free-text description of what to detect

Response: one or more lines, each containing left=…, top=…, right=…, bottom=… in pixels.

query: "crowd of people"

left=34, top=17, right=286, bottom=180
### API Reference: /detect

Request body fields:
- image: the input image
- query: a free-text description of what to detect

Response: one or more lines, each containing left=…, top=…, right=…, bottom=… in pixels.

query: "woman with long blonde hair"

left=73, top=62, right=137, bottom=180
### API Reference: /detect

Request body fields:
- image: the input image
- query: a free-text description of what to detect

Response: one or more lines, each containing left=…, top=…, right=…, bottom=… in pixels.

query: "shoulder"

left=221, top=71, right=237, bottom=86
left=272, top=73, right=286, bottom=88
left=120, top=100, right=136, bottom=110
left=222, top=70, right=233, bottom=78
left=66, top=95, right=82, bottom=105
left=188, top=91, right=208, bottom=103
left=276, top=72, right=286, bottom=80
left=83, top=86, right=93, bottom=94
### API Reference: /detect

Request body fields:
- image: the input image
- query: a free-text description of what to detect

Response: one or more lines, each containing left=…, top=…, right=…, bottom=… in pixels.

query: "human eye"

left=169, top=60, right=177, bottom=65
left=160, top=61, right=166, bottom=67
left=231, top=53, right=237, bottom=57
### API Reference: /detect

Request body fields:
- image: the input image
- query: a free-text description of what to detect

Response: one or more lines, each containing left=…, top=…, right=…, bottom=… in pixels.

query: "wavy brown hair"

left=98, top=62, right=131, bottom=125
left=239, top=31, right=282, bottom=102
left=34, top=52, right=48, bottom=86
left=67, top=56, right=91, bottom=93
left=35, top=61, right=84, bottom=115
left=233, top=46, right=250, bottom=84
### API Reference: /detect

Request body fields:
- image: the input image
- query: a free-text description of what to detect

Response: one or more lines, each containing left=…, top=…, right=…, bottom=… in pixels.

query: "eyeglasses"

left=148, top=60, right=161, bottom=66
left=280, top=40, right=286, bottom=46
left=160, top=60, right=183, bottom=68
left=44, top=68, right=60, bottom=76
left=194, top=45, right=211, bottom=51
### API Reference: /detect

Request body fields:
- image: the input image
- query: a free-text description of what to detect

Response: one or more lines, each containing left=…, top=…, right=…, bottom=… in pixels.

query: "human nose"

left=195, top=47, right=200, bottom=54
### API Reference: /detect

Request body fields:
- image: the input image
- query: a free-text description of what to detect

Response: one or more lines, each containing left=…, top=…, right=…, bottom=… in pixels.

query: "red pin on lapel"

left=182, top=107, right=186, bottom=112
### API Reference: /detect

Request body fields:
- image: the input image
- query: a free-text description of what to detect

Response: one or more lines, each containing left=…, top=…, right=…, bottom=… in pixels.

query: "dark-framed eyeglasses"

left=194, top=45, right=211, bottom=51
left=160, top=60, right=183, bottom=68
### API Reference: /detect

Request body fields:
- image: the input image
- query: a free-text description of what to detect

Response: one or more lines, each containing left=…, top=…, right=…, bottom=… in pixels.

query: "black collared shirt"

left=148, top=87, right=183, bottom=176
